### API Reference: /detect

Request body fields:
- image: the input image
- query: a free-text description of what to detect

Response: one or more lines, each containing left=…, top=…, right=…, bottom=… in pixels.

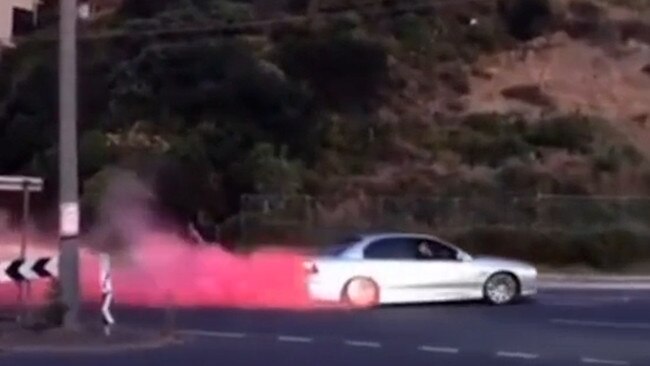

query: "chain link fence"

left=232, top=194, right=650, bottom=269
left=236, top=194, right=650, bottom=246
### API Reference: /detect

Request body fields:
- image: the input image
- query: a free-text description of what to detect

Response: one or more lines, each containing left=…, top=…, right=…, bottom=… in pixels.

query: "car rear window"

left=321, top=236, right=362, bottom=256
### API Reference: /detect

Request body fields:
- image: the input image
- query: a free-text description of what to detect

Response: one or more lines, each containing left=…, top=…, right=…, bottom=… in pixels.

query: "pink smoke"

left=1, top=169, right=323, bottom=310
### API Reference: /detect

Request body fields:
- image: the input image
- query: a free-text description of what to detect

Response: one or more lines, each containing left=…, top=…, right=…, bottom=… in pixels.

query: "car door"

left=361, top=237, right=446, bottom=303
left=415, top=239, right=481, bottom=301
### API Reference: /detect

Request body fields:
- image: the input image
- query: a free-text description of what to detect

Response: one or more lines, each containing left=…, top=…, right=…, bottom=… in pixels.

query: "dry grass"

left=466, top=32, right=650, bottom=159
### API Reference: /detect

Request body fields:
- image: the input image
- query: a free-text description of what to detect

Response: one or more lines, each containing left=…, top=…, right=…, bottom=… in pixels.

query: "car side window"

left=364, top=238, right=418, bottom=260
left=416, top=240, right=459, bottom=261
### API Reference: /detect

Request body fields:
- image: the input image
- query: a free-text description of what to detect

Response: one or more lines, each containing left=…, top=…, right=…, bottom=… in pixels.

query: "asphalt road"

left=3, top=289, right=650, bottom=366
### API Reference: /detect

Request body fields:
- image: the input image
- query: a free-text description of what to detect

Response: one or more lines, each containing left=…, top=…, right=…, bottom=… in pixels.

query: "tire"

left=483, top=272, right=519, bottom=305
left=342, top=277, right=380, bottom=308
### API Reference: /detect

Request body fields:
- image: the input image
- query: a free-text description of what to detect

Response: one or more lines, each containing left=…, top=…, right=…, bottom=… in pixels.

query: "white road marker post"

left=100, top=253, right=114, bottom=336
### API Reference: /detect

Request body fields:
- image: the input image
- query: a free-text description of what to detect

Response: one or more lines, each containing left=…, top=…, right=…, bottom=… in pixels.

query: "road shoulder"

left=0, top=324, right=180, bottom=354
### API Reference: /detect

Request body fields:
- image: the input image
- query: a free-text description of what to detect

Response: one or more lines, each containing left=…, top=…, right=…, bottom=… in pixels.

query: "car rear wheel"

left=342, top=277, right=379, bottom=308
left=484, top=273, right=519, bottom=305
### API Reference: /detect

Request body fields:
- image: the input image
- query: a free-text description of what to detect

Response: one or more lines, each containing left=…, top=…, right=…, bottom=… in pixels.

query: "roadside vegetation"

left=1, top=0, right=649, bottom=270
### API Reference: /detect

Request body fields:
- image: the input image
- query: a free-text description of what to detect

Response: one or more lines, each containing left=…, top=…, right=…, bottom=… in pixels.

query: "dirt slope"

left=466, top=31, right=650, bottom=158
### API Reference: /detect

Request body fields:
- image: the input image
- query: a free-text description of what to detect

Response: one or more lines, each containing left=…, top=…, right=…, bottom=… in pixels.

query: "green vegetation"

left=450, top=227, right=650, bottom=270
left=1, top=0, right=648, bottom=254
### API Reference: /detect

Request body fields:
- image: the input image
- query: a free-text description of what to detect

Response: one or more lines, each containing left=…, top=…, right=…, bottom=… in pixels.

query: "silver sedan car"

left=305, top=232, right=537, bottom=307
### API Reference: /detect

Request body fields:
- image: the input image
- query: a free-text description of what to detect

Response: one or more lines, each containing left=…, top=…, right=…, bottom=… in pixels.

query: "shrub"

left=448, top=130, right=532, bottom=167
left=447, top=227, right=650, bottom=270
left=463, top=113, right=528, bottom=136
left=393, top=14, right=432, bottom=54
left=446, top=114, right=534, bottom=166
left=618, top=19, right=650, bottom=44
left=593, top=145, right=643, bottom=173
left=438, top=64, right=470, bottom=94
left=79, top=130, right=111, bottom=177
left=501, top=84, right=555, bottom=108
left=496, top=161, right=546, bottom=193
left=497, top=0, right=557, bottom=41
left=525, top=114, right=594, bottom=153
left=641, top=64, right=650, bottom=75
left=277, top=34, right=389, bottom=111
left=568, top=0, right=604, bottom=20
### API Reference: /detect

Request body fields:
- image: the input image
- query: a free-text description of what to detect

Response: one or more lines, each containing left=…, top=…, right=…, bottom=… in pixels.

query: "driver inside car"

left=417, top=241, right=434, bottom=258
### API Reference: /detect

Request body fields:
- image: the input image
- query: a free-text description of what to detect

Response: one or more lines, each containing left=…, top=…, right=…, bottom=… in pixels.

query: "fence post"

left=533, top=192, right=543, bottom=230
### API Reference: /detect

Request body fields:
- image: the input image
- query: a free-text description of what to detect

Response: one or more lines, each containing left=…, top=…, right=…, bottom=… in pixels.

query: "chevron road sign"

left=0, top=257, right=58, bottom=283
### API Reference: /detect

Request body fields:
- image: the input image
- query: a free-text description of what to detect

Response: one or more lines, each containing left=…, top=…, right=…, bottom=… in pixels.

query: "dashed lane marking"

left=277, top=335, right=314, bottom=343
left=179, top=330, right=246, bottom=339
left=343, top=340, right=382, bottom=348
left=551, top=319, right=650, bottom=330
left=581, top=357, right=630, bottom=365
left=418, top=345, right=460, bottom=354
left=496, top=351, right=540, bottom=360
left=540, top=301, right=598, bottom=308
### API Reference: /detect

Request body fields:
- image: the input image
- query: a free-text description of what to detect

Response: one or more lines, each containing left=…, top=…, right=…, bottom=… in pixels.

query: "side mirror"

left=457, top=252, right=472, bottom=262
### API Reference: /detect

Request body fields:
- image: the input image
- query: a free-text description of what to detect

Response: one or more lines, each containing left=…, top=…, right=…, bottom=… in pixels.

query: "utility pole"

left=58, top=0, right=80, bottom=330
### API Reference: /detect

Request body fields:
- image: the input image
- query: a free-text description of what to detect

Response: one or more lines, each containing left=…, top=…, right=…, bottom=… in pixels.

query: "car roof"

left=355, top=231, right=448, bottom=243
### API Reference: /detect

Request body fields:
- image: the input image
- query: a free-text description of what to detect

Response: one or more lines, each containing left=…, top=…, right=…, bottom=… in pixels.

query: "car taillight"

left=303, top=261, right=318, bottom=274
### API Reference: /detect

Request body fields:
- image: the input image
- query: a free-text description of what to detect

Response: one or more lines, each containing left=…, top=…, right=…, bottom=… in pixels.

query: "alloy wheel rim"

left=487, top=276, right=515, bottom=304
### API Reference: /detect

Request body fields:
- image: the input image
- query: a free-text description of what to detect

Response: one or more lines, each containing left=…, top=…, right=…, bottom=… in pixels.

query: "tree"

left=277, top=33, right=389, bottom=111
left=498, top=0, right=555, bottom=41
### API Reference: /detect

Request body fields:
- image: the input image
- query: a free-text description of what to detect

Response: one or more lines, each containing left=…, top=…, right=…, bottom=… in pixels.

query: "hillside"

left=0, top=0, right=649, bottom=232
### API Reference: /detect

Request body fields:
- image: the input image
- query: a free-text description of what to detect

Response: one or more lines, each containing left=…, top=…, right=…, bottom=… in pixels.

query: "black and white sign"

left=0, top=257, right=58, bottom=283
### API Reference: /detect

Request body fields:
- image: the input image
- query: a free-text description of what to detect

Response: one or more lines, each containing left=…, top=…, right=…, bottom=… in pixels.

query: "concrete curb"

left=539, top=273, right=650, bottom=290
left=0, top=331, right=183, bottom=354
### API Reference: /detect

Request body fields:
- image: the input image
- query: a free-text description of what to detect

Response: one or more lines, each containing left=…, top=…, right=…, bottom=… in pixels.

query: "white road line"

left=496, top=351, right=540, bottom=360
left=551, top=318, right=650, bottom=330
left=344, top=340, right=382, bottom=348
left=418, top=345, right=459, bottom=354
left=581, top=357, right=630, bottom=365
left=540, top=282, right=650, bottom=290
left=541, top=295, right=633, bottom=303
left=179, top=330, right=246, bottom=339
left=540, top=301, right=597, bottom=308
left=277, top=335, right=313, bottom=343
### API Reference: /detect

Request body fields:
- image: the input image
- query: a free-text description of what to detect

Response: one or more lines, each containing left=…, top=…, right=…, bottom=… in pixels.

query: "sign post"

left=0, top=175, right=43, bottom=324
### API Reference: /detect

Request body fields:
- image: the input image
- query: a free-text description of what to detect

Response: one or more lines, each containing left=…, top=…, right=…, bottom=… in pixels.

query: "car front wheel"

left=484, top=273, right=519, bottom=305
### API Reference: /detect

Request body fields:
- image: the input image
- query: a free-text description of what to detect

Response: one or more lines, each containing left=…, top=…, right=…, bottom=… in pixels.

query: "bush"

left=496, top=161, right=547, bottom=193
left=501, top=84, right=555, bottom=107
left=642, top=64, right=650, bottom=75
left=447, top=227, right=650, bottom=270
left=445, top=114, right=534, bottom=166
left=593, top=145, right=643, bottom=173
left=525, top=114, right=594, bottom=153
left=568, top=0, right=604, bottom=20
left=393, top=14, right=432, bottom=54
left=497, top=0, right=557, bottom=41
left=79, top=130, right=111, bottom=177
left=447, top=129, right=532, bottom=166
left=277, top=34, right=389, bottom=111
left=437, top=64, right=470, bottom=94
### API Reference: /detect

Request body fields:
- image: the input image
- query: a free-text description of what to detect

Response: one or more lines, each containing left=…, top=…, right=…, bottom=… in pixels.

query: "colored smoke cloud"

left=1, top=169, right=316, bottom=310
